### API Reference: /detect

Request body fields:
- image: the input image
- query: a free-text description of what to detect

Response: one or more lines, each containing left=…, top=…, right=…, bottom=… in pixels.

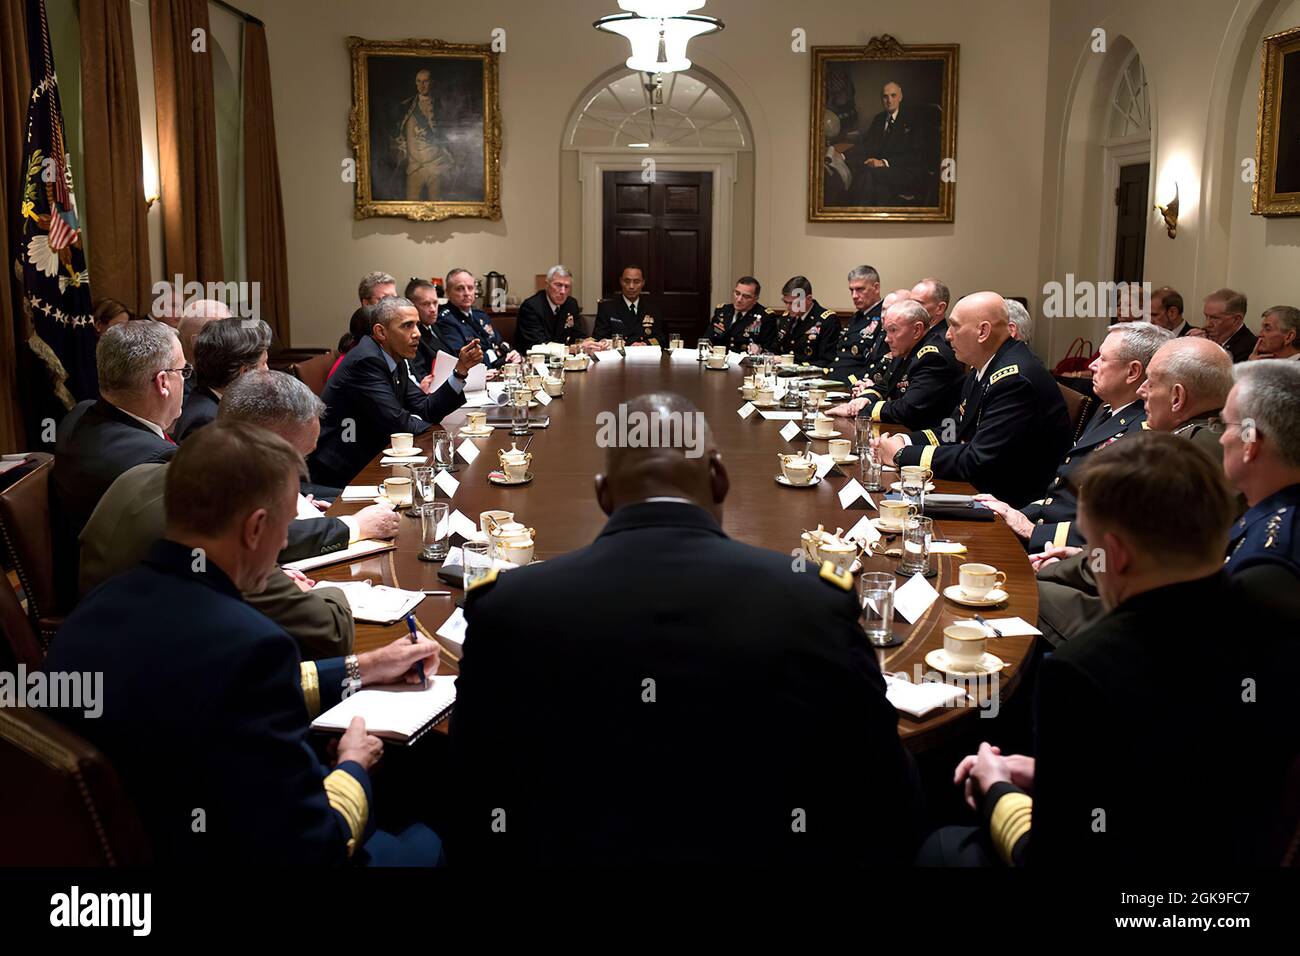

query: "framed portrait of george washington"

left=1253, top=25, right=1300, bottom=217
left=809, top=36, right=959, bottom=222
left=348, top=37, right=502, bottom=221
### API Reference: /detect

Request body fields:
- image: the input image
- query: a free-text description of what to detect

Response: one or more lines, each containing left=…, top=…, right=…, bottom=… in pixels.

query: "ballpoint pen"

left=973, top=613, right=1003, bottom=638
left=405, top=613, right=426, bottom=687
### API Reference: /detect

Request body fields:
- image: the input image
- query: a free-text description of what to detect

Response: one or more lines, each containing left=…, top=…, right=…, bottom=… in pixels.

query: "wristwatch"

left=342, top=654, right=362, bottom=699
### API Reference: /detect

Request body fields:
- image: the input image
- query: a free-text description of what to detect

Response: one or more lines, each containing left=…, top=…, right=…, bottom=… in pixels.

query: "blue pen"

left=405, top=613, right=426, bottom=688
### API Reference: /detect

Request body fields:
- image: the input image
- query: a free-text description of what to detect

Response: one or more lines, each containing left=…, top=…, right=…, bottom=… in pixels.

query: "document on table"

left=954, top=617, right=1042, bottom=637
left=341, top=485, right=381, bottom=501
left=311, top=676, right=457, bottom=744
left=283, top=538, right=395, bottom=573
left=884, top=675, right=967, bottom=717
left=431, top=351, right=487, bottom=392
left=758, top=410, right=803, bottom=421
left=380, top=454, right=428, bottom=466
left=312, top=579, right=425, bottom=624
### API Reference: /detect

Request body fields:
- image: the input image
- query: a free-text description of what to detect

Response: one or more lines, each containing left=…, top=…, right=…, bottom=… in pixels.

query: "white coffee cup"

left=466, top=411, right=487, bottom=431
left=813, top=415, right=836, bottom=437
left=390, top=432, right=414, bottom=452
left=959, top=563, right=1007, bottom=600
left=828, top=438, right=852, bottom=461
left=943, top=623, right=987, bottom=668
left=779, top=454, right=816, bottom=485
left=706, top=354, right=728, bottom=369
left=382, top=476, right=412, bottom=505
left=818, top=539, right=857, bottom=573
left=878, top=500, right=916, bottom=528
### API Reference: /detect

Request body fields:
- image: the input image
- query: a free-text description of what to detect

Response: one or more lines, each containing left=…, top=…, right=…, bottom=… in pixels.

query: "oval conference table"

left=318, top=350, right=1038, bottom=751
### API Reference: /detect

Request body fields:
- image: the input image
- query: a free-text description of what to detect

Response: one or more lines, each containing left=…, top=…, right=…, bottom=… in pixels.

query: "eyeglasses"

left=1207, top=416, right=1244, bottom=432
left=164, top=363, right=193, bottom=380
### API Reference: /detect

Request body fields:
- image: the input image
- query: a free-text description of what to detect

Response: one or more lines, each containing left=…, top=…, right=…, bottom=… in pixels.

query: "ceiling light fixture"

left=594, top=1, right=723, bottom=75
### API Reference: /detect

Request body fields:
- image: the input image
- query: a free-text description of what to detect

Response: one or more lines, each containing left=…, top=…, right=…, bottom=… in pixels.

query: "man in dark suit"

left=515, top=266, right=586, bottom=351
left=876, top=292, right=1072, bottom=509
left=434, top=268, right=520, bottom=369
left=830, top=299, right=964, bottom=432
left=770, top=276, right=840, bottom=366
left=44, top=422, right=442, bottom=864
left=1149, top=286, right=1194, bottom=337
left=1192, top=287, right=1257, bottom=362
left=928, top=434, right=1289, bottom=866
left=829, top=265, right=885, bottom=385
left=52, top=321, right=185, bottom=606
left=835, top=81, right=926, bottom=206
left=172, top=316, right=272, bottom=442
left=706, top=276, right=777, bottom=353
left=310, top=296, right=479, bottom=489
left=591, top=265, right=666, bottom=347
left=448, top=393, right=921, bottom=865
left=405, top=278, right=449, bottom=382
left=976, top=321, right=1171, bottom=552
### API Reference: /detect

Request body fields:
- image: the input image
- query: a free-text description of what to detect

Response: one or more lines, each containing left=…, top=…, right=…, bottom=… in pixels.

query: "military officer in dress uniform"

left=829, top=265, right=885, bottom=385
left=515, top=266, right=586, bottom=351
left=975, top=322, right=1170, bottom=552
left=404, top=279, right=448, bottom=382
left=707, top=276, right=776, bottom=353
left=874, top=292, right=1071, bottom=509
left=827, top=299, right=963, bottom=432
left=771, top=276, right=840, bottom=367
left=591, top=265, right=666, bottom=346
left=434, top=268, right=520, bottom=369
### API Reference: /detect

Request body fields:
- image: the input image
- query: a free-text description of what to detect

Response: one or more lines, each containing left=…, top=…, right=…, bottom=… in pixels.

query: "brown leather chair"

left=0, top=568, right=44, bottom=670
left=0, top=453, right=60, bottom=648
left=1056, top=381, right=1097, bottom=445
left=288, top=350, right=337, bottom=396
left=0, top=707, right=150, bottom=865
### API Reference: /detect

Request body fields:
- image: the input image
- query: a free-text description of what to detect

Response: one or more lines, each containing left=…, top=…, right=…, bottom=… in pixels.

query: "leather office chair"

left=288, top=350, right=337, bottom=396
left=0, top=567, right=44, bottom=670
left=0, top=453, right=61, bottom=648
left=0, top=707, right=151, bottom=865
left=1056, top=381, right=1097, bottom=445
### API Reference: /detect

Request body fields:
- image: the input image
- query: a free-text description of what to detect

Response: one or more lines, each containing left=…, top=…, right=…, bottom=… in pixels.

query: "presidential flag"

left=15, top=0, right=97, bottom=407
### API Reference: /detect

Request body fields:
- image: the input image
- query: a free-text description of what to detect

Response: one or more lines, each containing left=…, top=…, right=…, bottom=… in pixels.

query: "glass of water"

left=861, top=449, right=884, bottom=492
left=901, top=475, right=926, bottom=512
left=859, top=572, right=896, bottom=646
left=417, top=502, right=450, bottom=562
left=412, top=466, right=436, bottom=504
left=463, top=541, right=493, bottom=588
left=802, top=389, right=819, bottom=433
left=430, top=429, right=455, bottom=473
left=898, top=515, right=933, bottom=576
left=697, top=338, right=710, bottom=362
left=511, top=386, right=531, bottom=436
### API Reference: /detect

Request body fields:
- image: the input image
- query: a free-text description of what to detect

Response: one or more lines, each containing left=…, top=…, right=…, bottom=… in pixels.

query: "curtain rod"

left=209, top=0, right=263, bottom=27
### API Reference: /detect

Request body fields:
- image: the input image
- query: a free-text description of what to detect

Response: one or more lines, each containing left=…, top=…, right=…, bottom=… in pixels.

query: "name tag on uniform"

left=484, top=349, right=498, bottom=365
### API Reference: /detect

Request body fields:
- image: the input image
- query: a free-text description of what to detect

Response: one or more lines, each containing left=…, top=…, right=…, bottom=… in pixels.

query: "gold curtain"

left=243, top=20, right=291, bottom=348
left=80, top=0, right=150, bottom=316
left=0, top=0, right=29, bottom=451
left=150, top=0, right=222, bottom=284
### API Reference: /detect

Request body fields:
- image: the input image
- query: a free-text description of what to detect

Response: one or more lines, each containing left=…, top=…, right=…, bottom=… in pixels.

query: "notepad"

left=340, top=485, right=381, bottom=501
left=884, top=675, right=967, bottom=717
left=283, top=538, right=395, bottom=572
left=311, top=676, right=457, bottom=745
left=312, top=580, right=424, bottom=624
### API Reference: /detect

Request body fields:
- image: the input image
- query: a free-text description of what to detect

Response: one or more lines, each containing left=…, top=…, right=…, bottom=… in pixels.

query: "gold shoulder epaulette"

left=1141, top=421, right=1151, bottom=430
left=916, top=345, right=939, bottom=359
left=715, top=302, right=726, bottom=310
left=466, top=568, right=499, bottom=593
left=764, top=307, right=776, bottom=314
left=818, top=560, right=853, bottom=591
left=821, top=309, right=836, bottom=319
left=989, top=364, right=1019, bottom=385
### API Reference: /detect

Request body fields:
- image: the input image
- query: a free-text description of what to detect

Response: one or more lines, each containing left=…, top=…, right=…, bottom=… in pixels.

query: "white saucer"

left=924, top=648, right=1006, bottom=677
left=889, top=481, right=936, bottom=493
left=805, top=430, right=840, bottom=439
left=869, top=517, right=907, bottom=534
left=382, top=447, right=422, bottom=457
left=459, top=426, right=493, bottom=437
left=488, top=471, right=533, bottom=486
left=942, top=585, right=1009, bottom=607
left=705, top=364, right=730, bottom=371
left=775, top=474, right=821, bottom=488
left=829, top=454, right=859, bottom=465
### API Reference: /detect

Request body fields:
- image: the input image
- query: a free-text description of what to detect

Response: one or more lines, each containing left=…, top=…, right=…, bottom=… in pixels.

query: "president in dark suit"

left=310, top=296, right=479, bottom=489
left=449, top=393, right=921, bottom=865
left=515, top=266, right=586, bottom=351
left=591, top=266, right=666, bottom=346
left=44, top=423, right=442, bottom=864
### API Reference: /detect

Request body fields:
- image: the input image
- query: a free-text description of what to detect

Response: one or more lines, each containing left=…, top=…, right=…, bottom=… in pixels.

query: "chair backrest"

left=0, top=568, right=44, bottom=669
left=0, top=454, right=59, bottom=642
left=1055, top=381, right=1097, bottom=445
left=289, top=350, right=337, bottom=396
left=0, top=707, right=151, bottom=865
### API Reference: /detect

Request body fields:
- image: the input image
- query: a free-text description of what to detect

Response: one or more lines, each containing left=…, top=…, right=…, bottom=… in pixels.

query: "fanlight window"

left=1108, top=52, right=1150, bottom=140
left=567, top=69, right=749, bottom=149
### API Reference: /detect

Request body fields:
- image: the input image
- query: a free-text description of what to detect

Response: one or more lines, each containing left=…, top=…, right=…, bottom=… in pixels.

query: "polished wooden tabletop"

left=318, top=350, right=1038, bottom=751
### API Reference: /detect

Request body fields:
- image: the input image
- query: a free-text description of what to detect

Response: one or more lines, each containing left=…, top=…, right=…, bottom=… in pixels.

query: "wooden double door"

left=602, top=170, right=712, bottom=340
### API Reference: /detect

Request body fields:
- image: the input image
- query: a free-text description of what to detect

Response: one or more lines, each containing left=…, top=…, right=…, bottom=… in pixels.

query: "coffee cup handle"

left=994, top=571, right=1007, bottom=590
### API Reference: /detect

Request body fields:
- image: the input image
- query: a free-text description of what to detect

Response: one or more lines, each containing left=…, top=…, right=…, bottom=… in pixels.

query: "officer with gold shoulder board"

left=830, top=265, right=885, bottom=385
left=707, top=276, right=776, bottom=353
left=771, top=276, right=840, bottom=366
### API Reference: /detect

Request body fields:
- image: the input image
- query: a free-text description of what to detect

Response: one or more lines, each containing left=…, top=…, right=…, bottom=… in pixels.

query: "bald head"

left=177, top=300, right=233, bottom=364
left=1139, top=337, right=1234, bottom=432
left=945, top=291, right=1010, bottom=367
left=595, top=393, right=728, bottom=518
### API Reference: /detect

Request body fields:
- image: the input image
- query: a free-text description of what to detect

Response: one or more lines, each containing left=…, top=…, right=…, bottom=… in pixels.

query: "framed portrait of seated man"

left=348, top=37, right=502, bottom=221
left=1252, top=24, right=1300, bottom=217
left=809, top=36, right=958, bottom=223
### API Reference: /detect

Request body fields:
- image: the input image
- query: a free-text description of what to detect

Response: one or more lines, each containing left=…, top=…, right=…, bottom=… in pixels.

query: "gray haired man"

left=516, top=265, right=586, bottom=351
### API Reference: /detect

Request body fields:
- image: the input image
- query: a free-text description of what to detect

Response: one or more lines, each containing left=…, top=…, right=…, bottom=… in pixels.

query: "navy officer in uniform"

left=829, top=265, right=885, bottom=386
left=707, top=276, right=777, bottom=353
left=435, top=267, right=521, bottom=370
left=591, top=265, right=666, bottom=347
left=771, top=275, right=840, bottom=367
left=975, top=321, right=1170, bottom=552
left=874, top=291, right=1071, bottom=509
left=515, top=265, right=586, bottom=352
left=828, top=298, right=964, bottom=432
left=448, top=393, right=921, bottom=865
left=404, top=278, right=447, bottom=382
left=43, top=422, right=442, bottom=864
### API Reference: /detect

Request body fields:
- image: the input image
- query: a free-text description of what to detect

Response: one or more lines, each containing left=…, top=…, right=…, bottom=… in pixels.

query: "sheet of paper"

left=448, top=511, right=486, bottom=543
left=456, top=440, right=480, bottom=464
left=843, top=514, right=882, bottom=546
left=779, top=420, right=803, bottom=442
left=957, top=616, right=1042, bottom=637
left=434, top=469, right=460, bottom=498
left=622, top=345, right=662, bottom=362
left=460, top=390, right=494, bottom=408
left=432, top=350, right=487, bottom=392
left=737, top=402, right=756, bottom=420
left=727, top=351, right=746, bottom=366
left=893, top=572, right=940, bottom=624
left=436, top=607, right=468, bottom=649
left=314, top=580, right=425, bottom=623
left=485, top=382, right=507, bottom=402
left=598, top=348, right=623, bottom=362
left=283, top=538, right=394, bottom=573
left=930, top=540, right=968, bottom=555
left=380, top=454, right=428, bottom=466
left=341, top=485, right=381, bottom=501
left=884, top=675, right=967, bottom=718
left=838, top=478, right=869, bottom=509
left=669, top=349, right=700, bottom=363
left=758, top=410, right=803, bottom=421
left=295, top=495, right=323, bottom=520
left=535, top=389, right=552, bottom=406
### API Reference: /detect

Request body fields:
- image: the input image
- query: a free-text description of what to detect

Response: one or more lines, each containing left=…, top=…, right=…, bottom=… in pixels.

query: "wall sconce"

left=145, top=194, right=160, bottom=210
left=1154, top=183, right=1179, bottom=238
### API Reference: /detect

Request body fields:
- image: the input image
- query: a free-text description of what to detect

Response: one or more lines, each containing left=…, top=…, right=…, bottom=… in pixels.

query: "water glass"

left=854, top=414, right=872, bottom=458
left=898, top=515, right=933, bottom=576
left=547, top=354, right=564, bottom=377
left=510, top=386, right=531, bottom=436
left=412, top=466, right=436, bottom=503
left=860, top=572, right=896, bottom=646
left=417, top=502, right=450, bottom=562
left=430, top=430, right=455, bottom=473
left=611, top=334, right=625, bottom=352
left=901, top=476, right=926, bottom=511
left=463, top=541, right=493, bottom=587
left=697, top=338, right=710, bottom=362
left=802, top=390, right=819, bottom=432
left=861, top=451, right=884, bottom=492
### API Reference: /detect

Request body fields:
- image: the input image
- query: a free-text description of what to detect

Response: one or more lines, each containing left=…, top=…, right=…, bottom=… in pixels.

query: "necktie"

left=630, top=302, right=637, bottom=318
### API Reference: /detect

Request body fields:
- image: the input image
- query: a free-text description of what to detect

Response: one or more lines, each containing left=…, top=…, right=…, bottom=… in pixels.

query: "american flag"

left=47, top=206, right=75, bottom=251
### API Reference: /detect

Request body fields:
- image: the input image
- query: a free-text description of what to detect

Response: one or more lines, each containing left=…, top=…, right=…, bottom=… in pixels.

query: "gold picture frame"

left=348, top=37, right=501, bottom=221
left=809, top=36, right=958, bottom=222
left=1253, top=25, right=1300, bottom=217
